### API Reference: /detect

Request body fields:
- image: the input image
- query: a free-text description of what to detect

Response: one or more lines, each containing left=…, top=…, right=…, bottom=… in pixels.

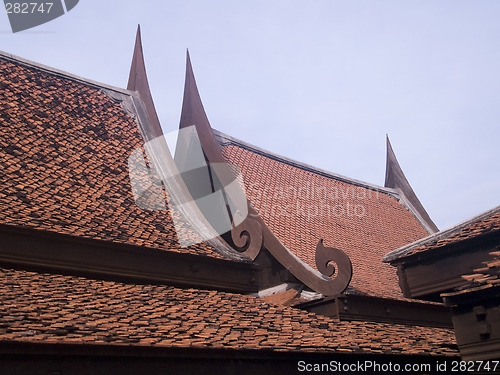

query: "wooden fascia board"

left=0, top=224, right=260, bottom=293
left=389, top=233, right=500, bottom=299
left=335, top=294, right=452, bottom=328
left=402, top=247, right=493, bottom=299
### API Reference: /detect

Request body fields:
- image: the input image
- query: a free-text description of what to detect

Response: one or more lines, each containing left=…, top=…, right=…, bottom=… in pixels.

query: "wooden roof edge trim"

left=383, top=205, right=500, bottom=263
left=296, top=292, right=448, bottom=309
left=393, top=187, right=440, bottom=235
left=0, top=223, right=261, bottom=293
left=384, top=136, right=439, bottom=233
left=385, top=231, right=500, bottom=269
left=177, top=50, right=226, bottom=163
left=297, top=293, right=453, bottom=328
left=214, top=129, right=398, bottom=196
left=0, top=49, right=133, bottom=97
left=177, top=54, right=353, bottom=296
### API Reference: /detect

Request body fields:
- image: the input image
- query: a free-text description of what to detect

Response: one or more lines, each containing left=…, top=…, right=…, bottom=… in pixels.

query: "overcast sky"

left=1, top=1, right=499, bottom=230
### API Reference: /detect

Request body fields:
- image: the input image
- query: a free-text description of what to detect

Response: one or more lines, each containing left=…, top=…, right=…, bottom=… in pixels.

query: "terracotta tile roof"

left=384, top=206, right=500, bottom=263
left=0, top=55, right=226, bottom=260
left=220, top=143, right=430, bottom=298
left=0, top=267, right=457, bottom=356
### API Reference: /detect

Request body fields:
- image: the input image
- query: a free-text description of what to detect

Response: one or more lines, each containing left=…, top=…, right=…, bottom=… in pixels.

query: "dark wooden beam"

left=0, top=224, right=260, bottom=293
left=298, top=294, right=453, bottom=328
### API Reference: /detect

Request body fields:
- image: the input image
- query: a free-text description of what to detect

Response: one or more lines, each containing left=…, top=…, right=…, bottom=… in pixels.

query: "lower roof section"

left=0, top=266, right=458, bottom=357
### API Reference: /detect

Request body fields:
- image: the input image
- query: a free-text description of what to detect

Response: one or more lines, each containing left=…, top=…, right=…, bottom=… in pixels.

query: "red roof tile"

left=0, top=267, right=457, bottom=356
left=220, top=143, right=430, bottom=298
left=384, top=206, right=500, bottom=262
left=0, top=56, right=226, bottom=260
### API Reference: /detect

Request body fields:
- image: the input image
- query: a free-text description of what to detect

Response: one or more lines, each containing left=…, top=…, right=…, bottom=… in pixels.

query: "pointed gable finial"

left=384, top=135, right=397, bottom=188
left=178, top=50, right=225, bottom=163
left=127, top=25, right=163, bottom=139
left=385, top=135, right=439, bottom=233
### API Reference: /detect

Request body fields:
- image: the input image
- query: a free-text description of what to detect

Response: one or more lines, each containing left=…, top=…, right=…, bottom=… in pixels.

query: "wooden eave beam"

left=0, top=224, right=260, bottom=294
left=297, top=294, right=453, bottom=328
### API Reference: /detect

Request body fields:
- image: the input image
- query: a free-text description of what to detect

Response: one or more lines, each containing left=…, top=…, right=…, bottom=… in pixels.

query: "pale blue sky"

left=1, top=1, right=499, bottom=230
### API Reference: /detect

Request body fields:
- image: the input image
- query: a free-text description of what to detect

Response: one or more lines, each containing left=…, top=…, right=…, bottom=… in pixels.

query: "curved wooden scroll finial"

left=230, top=208, right=263, bottom=260
left=316, top=239, right=352, bottom=288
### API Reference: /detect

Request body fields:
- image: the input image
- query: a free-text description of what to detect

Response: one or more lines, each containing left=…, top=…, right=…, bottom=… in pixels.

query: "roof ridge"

left=214, top=129, right=398, bottom=195
left=383, top=205, right=500, bottom=262
left=0, top=49, right=132, bottom=96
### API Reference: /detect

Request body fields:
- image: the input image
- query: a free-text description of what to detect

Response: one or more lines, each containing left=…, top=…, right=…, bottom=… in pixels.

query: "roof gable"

left=220, top=139, right=430, bottom=298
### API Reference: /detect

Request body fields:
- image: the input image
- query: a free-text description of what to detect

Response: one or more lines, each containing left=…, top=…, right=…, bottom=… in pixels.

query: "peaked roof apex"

left=385, top=135, right=439, bottom=234
left=127, top=25, right=163, bottom=139
left=178, top=51, right=226, bottom=163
